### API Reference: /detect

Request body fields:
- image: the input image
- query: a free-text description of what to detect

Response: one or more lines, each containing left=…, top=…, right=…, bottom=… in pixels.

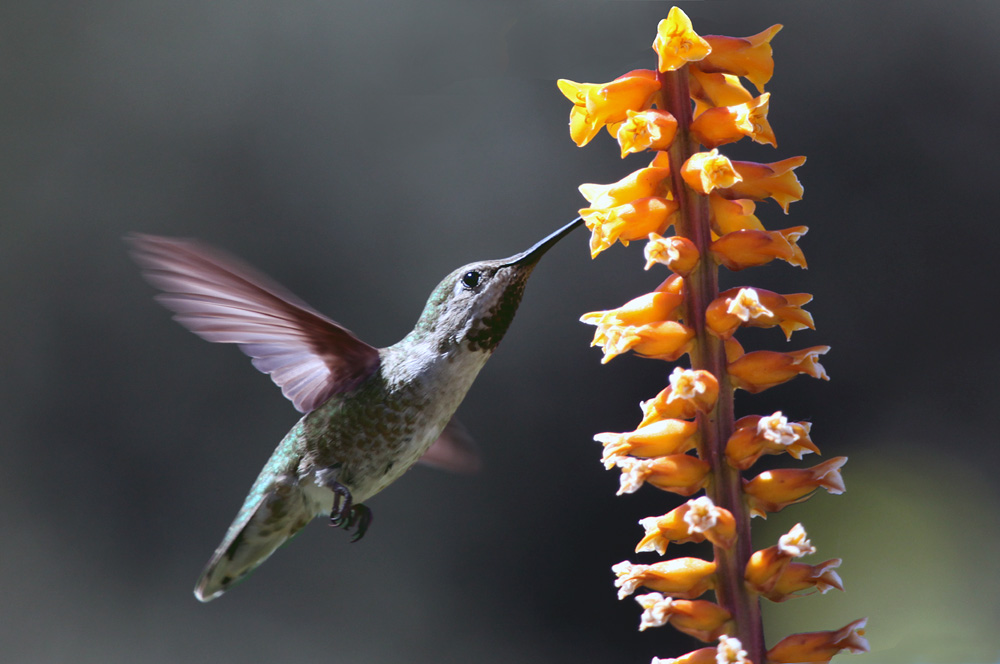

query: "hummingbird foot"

left=327, top=482, right=372, bottom=542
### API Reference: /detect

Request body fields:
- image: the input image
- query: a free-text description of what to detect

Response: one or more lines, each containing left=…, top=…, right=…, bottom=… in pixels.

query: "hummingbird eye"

left=460, top=270, right=482, bottom=290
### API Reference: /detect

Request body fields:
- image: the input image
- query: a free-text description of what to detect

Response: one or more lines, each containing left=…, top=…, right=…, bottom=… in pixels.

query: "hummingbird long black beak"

left=501, top=216, right=584, bottom=267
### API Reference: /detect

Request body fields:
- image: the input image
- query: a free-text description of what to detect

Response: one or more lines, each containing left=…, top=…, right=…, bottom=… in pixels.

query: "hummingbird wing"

left=128, top=234, right=380, bottom=413
left=418, top=417, right=482, bottom=474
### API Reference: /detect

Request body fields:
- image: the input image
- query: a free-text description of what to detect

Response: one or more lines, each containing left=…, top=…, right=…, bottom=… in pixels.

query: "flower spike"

left=560, top=10, right=861, bottom=664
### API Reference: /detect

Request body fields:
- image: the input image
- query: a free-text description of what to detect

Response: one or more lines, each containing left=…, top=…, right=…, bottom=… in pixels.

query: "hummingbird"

left=128, top=217, right=582, bottom=602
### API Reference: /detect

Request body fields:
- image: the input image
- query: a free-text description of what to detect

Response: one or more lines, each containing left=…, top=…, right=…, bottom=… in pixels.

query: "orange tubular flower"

left=689, top=69, right=754, bottom=116
left=709, top=195, right=766, bottom=234
left=617, top=109, right=679, bottom=156
left=615, top=454, right=710, bottom=496
left=743, top=457, right=848, bottom=517
left=613, top=557, right=716, bottom=600
left=637, top=496, right=737, bottom=555
left=644, top=233, right=700, bottom=275
left=561, top=10, right=860, bottom=664
left=745, top=522, right=816, bottom=593
left=762, top=559, right=844, bottom=602
left=558, top=72, right=661, bottom=147
left=767, top=619, right=870, bottom=664
left=581, top=288, right=684, bottom=329
left=635, top=593, right=732, bottom=641
left=691, top=94, right=776, bottom=149
left=710, top=226, right=808, bottom=270
left=580, top=196, right=678, bottom=258
left=653, top=7, right=711, bottom=72
left=640, top=367, right=719, bottom=425
left=725, top=413, right=819, bottom=470
left=580, top=166, right=673, bottom=209
left=652, top=648, right=717, bottom=664
left=722, top=156, right=807, bottom=212
left=706, top=287, right=814, bottom=340
left=699, top=25, right=783, bottom=92
left=596, top=418, right=699, bottom=468
left=598, top=320, right=696, bottom=363
left=728, top=345, right=830, bottom=393
left=681, top=149, right=742, bottom=194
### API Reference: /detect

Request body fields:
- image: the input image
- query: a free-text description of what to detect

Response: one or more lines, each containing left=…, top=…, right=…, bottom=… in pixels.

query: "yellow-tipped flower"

left=700, top=24, right=783, bottom=92
left=726, top=413, right=819, bottom=470
left=635, top=593, right=731, bottom=641
left=706, top=287, right=814, bottom=340
left=558, top=72, right=661, bottom=147
left=636, top=496, right=737, bottom=555
left=617, top=109, right=679, bottom=157
left=728, top=345, right=830, bottom=393
left=613, top=557, right=716, bottom=600
left=596, top=418, right=699, bottom=468
left=615, top=454, right=710, bottom=496
left=681, top=149, right=743, bottom=194
left=640, top=367, right=719, bottom=425
left=767, top=619, right=870, bottom=663
left=644, top=233, right=700, bottom=275
left=725, top=156, right=807, bottom=212
left=691, top=93, right=776, bottom=148
left=743, top=457, right=847, bottom=517
left=580, top=197, right=678, bottom=258
left=711, top=226, right=808, bottom=270
left=653, top=7, right=711, bottom=73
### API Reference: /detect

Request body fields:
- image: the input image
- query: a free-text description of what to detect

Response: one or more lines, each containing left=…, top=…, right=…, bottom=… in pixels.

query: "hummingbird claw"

left=328, top=482, right=353, bottom=527
left=327, top=482, right=371, bottom=541
left=347, top=504, right=372, bottom=542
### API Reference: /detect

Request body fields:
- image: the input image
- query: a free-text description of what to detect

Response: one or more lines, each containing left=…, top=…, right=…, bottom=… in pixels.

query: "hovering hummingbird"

left=128, top=217, right=582, bottom=602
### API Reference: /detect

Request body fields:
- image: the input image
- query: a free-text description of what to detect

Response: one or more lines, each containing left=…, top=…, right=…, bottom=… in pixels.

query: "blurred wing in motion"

left=128, top=234, right=380, bottom=413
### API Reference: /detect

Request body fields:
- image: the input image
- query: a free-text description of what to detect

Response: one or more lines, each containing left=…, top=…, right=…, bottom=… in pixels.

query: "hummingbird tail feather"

left=194, top=480, right=314, bottom=602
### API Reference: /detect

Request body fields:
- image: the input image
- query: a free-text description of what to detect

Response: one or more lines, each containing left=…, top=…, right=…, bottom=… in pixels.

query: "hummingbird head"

left=407, top=217, right=583, bottom=355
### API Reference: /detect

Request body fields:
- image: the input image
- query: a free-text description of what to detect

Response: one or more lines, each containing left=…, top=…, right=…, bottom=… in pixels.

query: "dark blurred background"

left=3, top=1, right=999, bottom=662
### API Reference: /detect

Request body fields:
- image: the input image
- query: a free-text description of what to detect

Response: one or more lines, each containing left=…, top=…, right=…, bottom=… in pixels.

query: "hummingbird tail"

left=194, top=478, right=314, bottom=602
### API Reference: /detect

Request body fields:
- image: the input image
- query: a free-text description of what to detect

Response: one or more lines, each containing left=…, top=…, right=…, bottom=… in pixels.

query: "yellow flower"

left=634, top=593, right=731, bottom=641
left=652, top=7, right=711, bottom=73
left=710, top=226, right=808, bottom=270
left=640, top=367, right=719, bottom=425
left=558, top=72, right=661, bottom=146
left=581, top=288, right=684, bottom=330
left=595, top=418, right=699, bottom=469
left=689, top=69, right=754, bottom=117
left=651, top=649, right=717, bottom=664
left=612, top=557, right=716, bottom=600
left=725, top=413, right=819, bottom=470
left=728, top=345, right=829, bottom=393
left=767, top=618, right=870, bottom=664
left=705, top=287, right=814, bottom=340
left=681, top=149, right=743, bottom=194
left=617, top=109, right=678, bottom=156
left=643, top=233, right=700, bottom=275
left=764, top=559, right=844, bottom=601
left=636, top=496, right=737, bottom=555
left=579, top=165, right=672, bottom=209
left=708, top=196, right=765, bottom=235
left=580, top=196, right=678, bottom=258
left=726, top=156, right=806, bottom=212
left=614, top=454, right=709, bottom=496
left=743, top=456, right=847, bottom=517
left=690, top=93, right=776, bottom=148
left=699, top=24, right=783, bottom=92
left=594, top=320, right=695, bottom=364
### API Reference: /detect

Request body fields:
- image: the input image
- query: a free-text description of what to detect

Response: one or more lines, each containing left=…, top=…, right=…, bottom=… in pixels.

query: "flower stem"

left=658, top=66, right=765, bottom=664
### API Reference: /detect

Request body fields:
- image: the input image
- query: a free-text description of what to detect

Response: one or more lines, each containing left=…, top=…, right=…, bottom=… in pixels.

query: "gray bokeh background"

left=4, top=2, right=999, bottom=663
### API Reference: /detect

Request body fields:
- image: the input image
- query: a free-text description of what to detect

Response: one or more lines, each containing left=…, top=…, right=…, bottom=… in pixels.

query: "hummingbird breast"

left=296, top=342, right=492, bottom=510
